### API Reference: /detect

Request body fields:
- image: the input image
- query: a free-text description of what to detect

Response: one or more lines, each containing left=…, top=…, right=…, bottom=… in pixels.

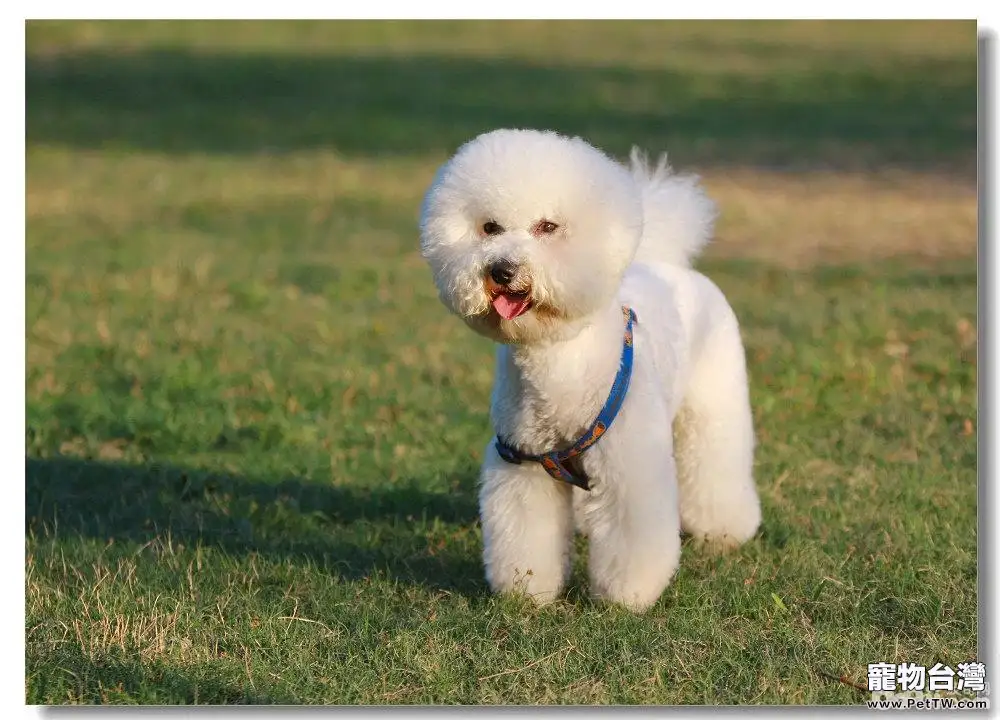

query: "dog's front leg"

left=583, top=436, right=682, bottom=613
left=478, top=444, right=574, bottom=605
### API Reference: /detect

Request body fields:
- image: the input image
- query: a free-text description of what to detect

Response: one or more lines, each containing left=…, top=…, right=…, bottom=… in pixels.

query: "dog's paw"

left=486, top=566, right=565, bottom=605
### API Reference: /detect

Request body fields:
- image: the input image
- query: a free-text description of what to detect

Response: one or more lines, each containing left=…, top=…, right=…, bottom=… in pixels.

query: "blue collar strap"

left=495, top=306, right=636, bottom=491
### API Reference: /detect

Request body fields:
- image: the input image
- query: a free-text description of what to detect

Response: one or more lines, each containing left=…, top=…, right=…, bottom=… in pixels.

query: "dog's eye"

left=482, top=220, right=504, bottom=236
left=533, top=220, right=559, bottom=235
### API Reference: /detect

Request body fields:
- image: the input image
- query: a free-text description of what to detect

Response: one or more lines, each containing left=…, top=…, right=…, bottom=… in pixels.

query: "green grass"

left=25, top=20, right=977, bottom=705
left=27, top=19, right=975, bottom=171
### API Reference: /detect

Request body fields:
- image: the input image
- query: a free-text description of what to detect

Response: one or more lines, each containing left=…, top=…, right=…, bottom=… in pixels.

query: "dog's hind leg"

left=478, top=445, right=574, bottom=605
left=673, top=321, right=762, bottom=546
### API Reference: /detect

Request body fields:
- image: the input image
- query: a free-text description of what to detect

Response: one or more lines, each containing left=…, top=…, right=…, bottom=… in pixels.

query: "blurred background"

left=25, top=21, right=978, bottom=705
left=27, top=20, right=976, bottom=264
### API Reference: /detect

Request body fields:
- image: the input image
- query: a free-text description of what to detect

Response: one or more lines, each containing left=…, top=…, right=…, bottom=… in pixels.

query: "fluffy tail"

left=628, top=148, right=716, bottom=268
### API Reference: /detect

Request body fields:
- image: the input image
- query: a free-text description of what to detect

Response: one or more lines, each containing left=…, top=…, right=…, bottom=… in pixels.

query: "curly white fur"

left=419, top=129, right=762, bottom=612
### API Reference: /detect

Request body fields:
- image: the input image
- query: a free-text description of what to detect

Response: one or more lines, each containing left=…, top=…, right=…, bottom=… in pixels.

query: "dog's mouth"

left=484, top=275, right=535, bottom=320
left=484, top=275, right=534, bottom=320
left=491, top=289, right=533, bottom=320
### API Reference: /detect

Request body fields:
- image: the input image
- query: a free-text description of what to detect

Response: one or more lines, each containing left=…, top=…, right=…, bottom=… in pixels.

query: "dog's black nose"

left=489, top=259, right=517, bottom=286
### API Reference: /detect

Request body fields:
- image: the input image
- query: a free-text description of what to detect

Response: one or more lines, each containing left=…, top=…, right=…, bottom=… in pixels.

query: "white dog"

left=419, top=129, right=761, bottom=612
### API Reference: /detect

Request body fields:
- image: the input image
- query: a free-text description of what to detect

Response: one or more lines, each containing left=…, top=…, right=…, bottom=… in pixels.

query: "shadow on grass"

left=29, top=645, right=293, bottom=705
left=26, top=47, right=975, bottom=172
left=25, top=456, right=484, bottom=596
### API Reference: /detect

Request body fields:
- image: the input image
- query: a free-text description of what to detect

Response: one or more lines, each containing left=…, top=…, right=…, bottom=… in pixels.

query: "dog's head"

left=419, top=129, right=643, bottom=344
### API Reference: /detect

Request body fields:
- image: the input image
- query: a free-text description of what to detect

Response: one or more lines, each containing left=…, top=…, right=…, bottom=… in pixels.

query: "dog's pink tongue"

left=492, top=293, right=531, bottom=320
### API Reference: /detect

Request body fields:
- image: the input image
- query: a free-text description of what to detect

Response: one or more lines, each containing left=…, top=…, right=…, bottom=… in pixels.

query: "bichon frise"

left=419, top=129, right=761, bottom=612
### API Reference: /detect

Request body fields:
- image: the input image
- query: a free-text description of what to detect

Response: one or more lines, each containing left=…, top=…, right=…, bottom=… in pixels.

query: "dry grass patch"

left=705, top=169, right=976, bottom=267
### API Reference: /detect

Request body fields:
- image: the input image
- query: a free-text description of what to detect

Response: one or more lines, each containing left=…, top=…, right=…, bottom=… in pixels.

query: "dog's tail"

left=628, top=148, right=716, bottom=269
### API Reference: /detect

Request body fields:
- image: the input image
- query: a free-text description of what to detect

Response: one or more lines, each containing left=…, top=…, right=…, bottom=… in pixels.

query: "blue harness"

left=494, top=306, right=636, bottom=491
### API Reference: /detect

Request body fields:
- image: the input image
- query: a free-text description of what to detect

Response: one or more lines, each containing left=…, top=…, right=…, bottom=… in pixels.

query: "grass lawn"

left=25, top=20, right=978, bottom=705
